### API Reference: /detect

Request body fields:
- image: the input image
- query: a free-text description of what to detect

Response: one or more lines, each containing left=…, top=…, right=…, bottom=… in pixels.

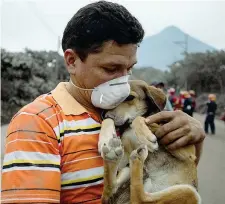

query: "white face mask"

left=70, top=75, right=131, bottom=109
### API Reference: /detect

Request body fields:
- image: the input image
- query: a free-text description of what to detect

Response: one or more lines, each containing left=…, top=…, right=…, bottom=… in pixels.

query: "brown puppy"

left=98, top=80, right=201, bottom=204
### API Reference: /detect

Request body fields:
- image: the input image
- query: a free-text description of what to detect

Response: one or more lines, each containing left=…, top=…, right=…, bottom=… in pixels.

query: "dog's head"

left=104, top=80, right=167, bottom=126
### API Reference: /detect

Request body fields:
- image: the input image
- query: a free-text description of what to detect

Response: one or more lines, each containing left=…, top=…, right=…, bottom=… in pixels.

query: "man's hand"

left=145, top=110, right=205, bottom=164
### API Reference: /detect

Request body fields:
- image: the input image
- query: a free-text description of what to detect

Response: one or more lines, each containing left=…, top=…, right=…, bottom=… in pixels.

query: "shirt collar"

left=52, top=82, right=87, bottom=115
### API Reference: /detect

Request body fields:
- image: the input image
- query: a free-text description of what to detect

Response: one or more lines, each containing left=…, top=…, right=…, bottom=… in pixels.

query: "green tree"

left=1, top=49, right=68, bottom=124
left=165, top=50, right=225, bottom=94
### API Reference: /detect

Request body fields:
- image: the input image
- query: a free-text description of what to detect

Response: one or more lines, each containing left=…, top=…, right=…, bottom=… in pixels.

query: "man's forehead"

left=96, top=41, right=138, bottom=65
left=101, top=55, right=137, bottom=66
left=104, top=41, right=137, bottom=55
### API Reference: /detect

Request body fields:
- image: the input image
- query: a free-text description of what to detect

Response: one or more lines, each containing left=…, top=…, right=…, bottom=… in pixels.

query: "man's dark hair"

left=62, top=1, right=144, bottom=61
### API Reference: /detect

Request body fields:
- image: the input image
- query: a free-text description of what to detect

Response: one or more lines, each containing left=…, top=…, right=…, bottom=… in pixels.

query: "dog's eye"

left=124, top=95, right=135, bottom=102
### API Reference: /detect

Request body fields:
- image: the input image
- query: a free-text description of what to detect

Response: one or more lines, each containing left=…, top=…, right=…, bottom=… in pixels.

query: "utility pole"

left=56, top=36, right=61, bottom=80
left=57, top=36, right=61, bottom=53
left=174, top=34, right=188, bottom=54
left=27, top=2, right=62, bottom=80
left=174, top=34, right=189, bottom=90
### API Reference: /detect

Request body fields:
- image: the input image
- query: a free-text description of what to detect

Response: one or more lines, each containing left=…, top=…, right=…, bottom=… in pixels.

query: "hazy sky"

left=1, top=0, right=225, bottom=54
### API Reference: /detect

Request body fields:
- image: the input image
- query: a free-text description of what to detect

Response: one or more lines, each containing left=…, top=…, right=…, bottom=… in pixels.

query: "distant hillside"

left=136, top=26, right=216, bottom=70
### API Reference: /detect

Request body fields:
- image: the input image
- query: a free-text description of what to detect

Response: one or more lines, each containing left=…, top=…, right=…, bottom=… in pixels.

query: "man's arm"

left=1, top=112, right=60, bottom=204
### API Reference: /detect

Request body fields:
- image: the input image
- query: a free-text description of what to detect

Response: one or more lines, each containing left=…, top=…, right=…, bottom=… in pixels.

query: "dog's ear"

left=129, top=80, right=167, bottom=112
left=144, top=85, right=167, bottom=112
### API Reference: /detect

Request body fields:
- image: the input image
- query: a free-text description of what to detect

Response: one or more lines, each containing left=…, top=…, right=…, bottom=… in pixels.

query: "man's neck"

left=66, top=82, right=101, bottom=119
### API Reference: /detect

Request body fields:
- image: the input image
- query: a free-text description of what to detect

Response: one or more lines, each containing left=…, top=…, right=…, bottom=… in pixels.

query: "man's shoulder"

left=7, top=92, right=62, bottom=140
left=14, top=92, right=61, bottom=119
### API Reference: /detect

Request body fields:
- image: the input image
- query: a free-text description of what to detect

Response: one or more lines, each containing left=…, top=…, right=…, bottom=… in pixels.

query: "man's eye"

left=103, top=67, right=117, bottom=73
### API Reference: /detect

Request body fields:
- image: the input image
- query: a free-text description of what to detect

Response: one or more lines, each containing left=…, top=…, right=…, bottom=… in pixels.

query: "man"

left=189, top=90, right=196, bottom=114
left=182, top=91, right=193, bottom=117
left=1, top=1, right=205, bottom=203
left=204, top=94, right=217, bottom=135
left=177, top=90, right=186, bottom=110
left=168, top=87, right=178, bottom=110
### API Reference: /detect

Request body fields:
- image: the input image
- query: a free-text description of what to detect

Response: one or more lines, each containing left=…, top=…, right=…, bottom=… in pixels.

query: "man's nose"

left=117, top=69, right=130, bottom=78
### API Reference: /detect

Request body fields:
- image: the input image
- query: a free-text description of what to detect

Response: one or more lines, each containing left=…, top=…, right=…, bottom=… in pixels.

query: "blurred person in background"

left=189, top=90, right=196, bottom=115
left=179, top=90, right=186, bottom=110
left=151, top=82, right=173, bottom=111
left=173, top=90, right=185, bottom=111
left=220, top=108, right=225, bottom=122
left=167, top=87, right=178, bottom=110
left=205, top=94, right=217, bottom=135
left=182, top=91, right=193, bottom=116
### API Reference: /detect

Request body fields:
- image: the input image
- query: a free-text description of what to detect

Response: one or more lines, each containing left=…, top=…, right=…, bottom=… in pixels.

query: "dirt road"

left=194, top=113, right=225, bottom=204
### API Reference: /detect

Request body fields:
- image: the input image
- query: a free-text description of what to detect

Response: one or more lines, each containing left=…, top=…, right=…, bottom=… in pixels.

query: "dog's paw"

left=145, top=133, right=158, bottom=153
left=102, top=136, right=124, bottom=163
left=131, top=116, right=158, bottom=153
left=130, top=145, right=148, bottom=162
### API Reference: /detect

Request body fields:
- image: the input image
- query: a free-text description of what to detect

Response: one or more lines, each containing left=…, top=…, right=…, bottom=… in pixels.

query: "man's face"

left=75, top=41, right=137, bottom=88
left=65, top=40, right=137, bottom=104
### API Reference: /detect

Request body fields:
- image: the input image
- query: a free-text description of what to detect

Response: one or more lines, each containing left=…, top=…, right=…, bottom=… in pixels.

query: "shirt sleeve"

left=1, top=112, right=61, bottom=203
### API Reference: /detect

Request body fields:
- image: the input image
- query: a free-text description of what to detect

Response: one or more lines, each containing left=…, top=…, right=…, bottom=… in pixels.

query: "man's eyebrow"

left=102, top=61, right=137, bottom=67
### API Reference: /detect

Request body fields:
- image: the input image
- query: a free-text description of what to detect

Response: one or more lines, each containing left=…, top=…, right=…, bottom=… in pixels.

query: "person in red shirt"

left=168, top=88, right=177, bottom=110
left=172, top=90, right=185, bottom=111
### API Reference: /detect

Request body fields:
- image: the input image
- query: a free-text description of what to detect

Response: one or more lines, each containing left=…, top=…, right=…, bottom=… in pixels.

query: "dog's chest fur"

left=144, top=147, right=187, bottom=192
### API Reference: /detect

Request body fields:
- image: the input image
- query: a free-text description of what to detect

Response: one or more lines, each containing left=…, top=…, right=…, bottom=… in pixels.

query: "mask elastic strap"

left=70, top=79, right=94, bottom=91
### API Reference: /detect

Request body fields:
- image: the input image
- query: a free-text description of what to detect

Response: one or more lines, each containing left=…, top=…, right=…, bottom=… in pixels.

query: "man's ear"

left=144, top=85, right=167, bottom=112
left=64, top=49, right=79, bottom=75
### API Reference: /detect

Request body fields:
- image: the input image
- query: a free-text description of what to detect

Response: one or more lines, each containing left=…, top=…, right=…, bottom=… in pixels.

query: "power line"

left=174, top=34, right=189, bottom=90
left=26, top=2, right=62, bottom=79
left=26, top=2, right=61, bottom=53
left=26, top=2, right=58, bottom=38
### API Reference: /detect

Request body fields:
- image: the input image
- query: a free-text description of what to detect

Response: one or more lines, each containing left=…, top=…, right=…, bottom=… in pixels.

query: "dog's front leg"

left=145, top=121, right=197, bottom=163
left=99, top=119, right=124, bottom=203
left=146, top=122, right=197, bottom=163
left=131, top=116, right=158, bottom=153
left=98, top=118, right=117, bottom=157
left=101, top=136, right=124, bottom=203
left=129, top=145, right=150, bottom=204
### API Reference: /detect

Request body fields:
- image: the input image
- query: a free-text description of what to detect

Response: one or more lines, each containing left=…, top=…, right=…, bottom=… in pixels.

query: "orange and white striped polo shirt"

left=1, top=82, right=104, bottom=203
